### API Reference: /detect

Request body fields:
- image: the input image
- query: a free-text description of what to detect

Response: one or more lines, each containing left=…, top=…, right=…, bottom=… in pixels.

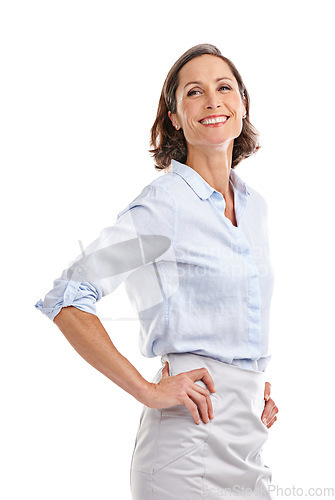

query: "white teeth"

left=201, top=116, right=228, bottom=125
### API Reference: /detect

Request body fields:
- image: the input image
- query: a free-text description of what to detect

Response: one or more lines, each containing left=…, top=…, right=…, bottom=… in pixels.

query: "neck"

left=186, top=141, right=234, bottom=201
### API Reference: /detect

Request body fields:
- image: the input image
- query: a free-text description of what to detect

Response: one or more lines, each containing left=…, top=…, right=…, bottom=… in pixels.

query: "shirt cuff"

left=34, top=279, right=101, bottom=322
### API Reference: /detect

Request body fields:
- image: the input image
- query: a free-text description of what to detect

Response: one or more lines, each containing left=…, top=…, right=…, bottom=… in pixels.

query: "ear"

left=168, top=110, right=180, bottom=130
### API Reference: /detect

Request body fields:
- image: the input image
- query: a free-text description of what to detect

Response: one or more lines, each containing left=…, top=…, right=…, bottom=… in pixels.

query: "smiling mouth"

left=199, top=115, right=230, bottom=125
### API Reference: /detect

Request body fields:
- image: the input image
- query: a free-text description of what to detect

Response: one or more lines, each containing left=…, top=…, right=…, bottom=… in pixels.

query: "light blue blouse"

left=35, top=159, right=275, bottom=372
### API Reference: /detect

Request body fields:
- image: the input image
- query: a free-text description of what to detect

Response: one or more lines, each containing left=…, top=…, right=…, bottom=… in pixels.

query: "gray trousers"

left=130, top=353, right=273, bottom=499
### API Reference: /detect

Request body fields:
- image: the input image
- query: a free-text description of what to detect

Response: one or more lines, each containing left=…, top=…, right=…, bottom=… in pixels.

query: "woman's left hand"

left=261, top=381, right=278, bottom=429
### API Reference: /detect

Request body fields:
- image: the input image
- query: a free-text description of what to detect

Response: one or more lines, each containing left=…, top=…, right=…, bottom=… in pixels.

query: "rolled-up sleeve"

left=34, top=184, right=177, bottom=322
left=34, top=279, right=102, bottom=321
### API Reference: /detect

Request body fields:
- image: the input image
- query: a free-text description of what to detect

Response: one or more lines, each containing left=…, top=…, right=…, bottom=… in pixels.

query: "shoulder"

left=116, top=171, right=180, bottom=220
left=114, top=172, right=180, bottom=244
left=247, top=185, right=269, bottom=217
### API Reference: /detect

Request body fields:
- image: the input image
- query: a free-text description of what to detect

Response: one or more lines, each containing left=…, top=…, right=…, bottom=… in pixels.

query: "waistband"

left=161, top=352, right=265, bottom=396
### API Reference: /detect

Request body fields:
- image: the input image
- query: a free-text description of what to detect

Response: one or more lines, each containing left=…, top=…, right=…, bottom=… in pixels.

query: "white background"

left=1, top=0, right=334, bottom=498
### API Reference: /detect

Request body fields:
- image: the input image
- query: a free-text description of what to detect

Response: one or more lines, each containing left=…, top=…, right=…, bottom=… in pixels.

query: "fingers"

left=262, top=381, right=279, bottom=429
left=261, top=397, right=279, bottom=428
left=188, top=387, right=214, bottom=424
left=161, top=361, right=170, bottom=378
left=266, top=400, right=279, bottom=424
left=184, top=369, right=215, bottom=424
left=185, top=367, right=216, bottom=394
left=181, top=367, right=216, bottom=424
left=161, top=364, right=277, bottom=428
left=158, top=363, right=215, bottom=425
left=183, top=397, right=202, bottom=425
left=264, top=381, right=271, bottom=401
left=267, top=415, right=277, bottom=429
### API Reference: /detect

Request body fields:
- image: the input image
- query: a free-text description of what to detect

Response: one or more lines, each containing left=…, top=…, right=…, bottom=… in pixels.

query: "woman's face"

left=169, top=55, right=246, bottom=153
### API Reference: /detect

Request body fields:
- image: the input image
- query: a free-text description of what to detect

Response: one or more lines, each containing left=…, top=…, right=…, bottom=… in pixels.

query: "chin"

left=200, top=135, right=233, bottom=147
left=202, top=129, right=241, bottom=146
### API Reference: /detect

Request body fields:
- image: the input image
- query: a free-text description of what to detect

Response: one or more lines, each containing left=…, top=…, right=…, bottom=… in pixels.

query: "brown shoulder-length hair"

left=149, top=43, right=261, bottom=171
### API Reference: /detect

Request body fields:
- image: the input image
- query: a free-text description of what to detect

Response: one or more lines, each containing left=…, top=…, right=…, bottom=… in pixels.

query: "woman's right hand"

left=144, top=361, right=216, bottom=425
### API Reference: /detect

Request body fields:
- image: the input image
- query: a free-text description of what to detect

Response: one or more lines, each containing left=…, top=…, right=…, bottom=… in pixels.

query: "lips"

left=199, top=115, right=230, bottom=125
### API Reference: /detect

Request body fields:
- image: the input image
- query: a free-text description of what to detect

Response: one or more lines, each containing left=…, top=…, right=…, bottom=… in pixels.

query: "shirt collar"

left=170, top=159, right=250, bottom=200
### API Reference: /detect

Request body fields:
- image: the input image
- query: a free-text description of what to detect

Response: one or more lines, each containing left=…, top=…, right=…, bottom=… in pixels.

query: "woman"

left=35, top=44, right=278, bottom=499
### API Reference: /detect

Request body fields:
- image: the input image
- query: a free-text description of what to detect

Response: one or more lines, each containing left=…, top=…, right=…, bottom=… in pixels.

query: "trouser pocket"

left=152, top=394, right=219, bottom=475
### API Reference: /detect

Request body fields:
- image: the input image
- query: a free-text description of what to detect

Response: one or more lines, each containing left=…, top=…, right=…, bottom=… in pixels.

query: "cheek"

left=229, top=95, right=244, bottom=116
left=179, top=102, right=198, bottom=126
left=185, top=117, right=200, bottom=138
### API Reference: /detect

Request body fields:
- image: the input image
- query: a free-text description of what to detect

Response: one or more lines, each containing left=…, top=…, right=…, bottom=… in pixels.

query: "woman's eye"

left=187, top=86, right=231, bottom=97
left=187, top=89, right=201, bottom=97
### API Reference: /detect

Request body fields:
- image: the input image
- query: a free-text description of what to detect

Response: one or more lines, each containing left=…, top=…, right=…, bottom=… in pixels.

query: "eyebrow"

left=184, top=77, right=233, bottom=89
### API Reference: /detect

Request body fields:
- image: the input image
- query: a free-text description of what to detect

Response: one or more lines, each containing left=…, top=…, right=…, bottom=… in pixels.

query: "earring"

left=175, top=124, right=179, bottom=130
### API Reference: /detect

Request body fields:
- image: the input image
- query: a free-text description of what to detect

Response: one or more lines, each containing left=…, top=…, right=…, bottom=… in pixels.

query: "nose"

left=205, top=89, right=221, bottom=109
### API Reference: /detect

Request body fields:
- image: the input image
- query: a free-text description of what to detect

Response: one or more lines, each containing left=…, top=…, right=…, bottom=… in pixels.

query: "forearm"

left=53, top=306, right=151, bottom=404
